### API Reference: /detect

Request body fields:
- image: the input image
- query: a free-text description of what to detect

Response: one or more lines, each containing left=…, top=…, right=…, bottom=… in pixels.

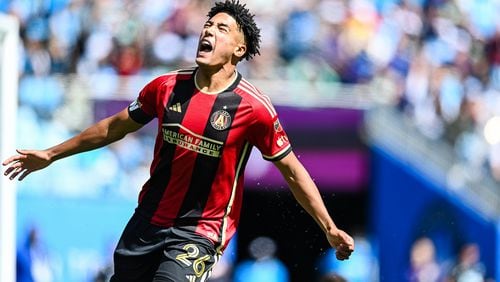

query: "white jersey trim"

left=238, top=79, right=277, bottom=117
left=262, top=144, right=292, bottom=161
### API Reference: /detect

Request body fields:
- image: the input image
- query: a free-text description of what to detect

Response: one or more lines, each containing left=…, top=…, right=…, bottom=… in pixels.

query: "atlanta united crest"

left=210, top=110, right=231, bottom=130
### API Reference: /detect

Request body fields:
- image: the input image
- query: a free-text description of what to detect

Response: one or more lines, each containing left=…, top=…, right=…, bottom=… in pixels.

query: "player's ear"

left=234, top=43, right=246, bottom=59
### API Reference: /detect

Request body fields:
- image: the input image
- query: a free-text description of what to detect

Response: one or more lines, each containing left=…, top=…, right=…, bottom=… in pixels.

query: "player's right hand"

left=2, top=149, right=52, bottom=181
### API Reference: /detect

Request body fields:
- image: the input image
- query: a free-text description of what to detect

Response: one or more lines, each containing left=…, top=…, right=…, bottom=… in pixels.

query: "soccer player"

left=3, top=1, right=354, bottom=281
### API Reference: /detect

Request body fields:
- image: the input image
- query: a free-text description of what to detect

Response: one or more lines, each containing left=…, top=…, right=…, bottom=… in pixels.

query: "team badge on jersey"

left=210, top=110, right=231, bottom=130
left=274, top=119, right=283, bottom=132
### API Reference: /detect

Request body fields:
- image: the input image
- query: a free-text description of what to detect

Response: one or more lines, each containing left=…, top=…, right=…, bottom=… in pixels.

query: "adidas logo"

left=185, top=275, right=196, bottom=282
left=169, top=102, right=182, bottom=113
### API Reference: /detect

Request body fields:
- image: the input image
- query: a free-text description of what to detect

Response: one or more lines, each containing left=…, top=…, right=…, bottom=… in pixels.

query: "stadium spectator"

left=17, top=226, right=55, bottom=282
left=234, top=236, right=289, bottom=282
left=407, top=237, right=441, bottom=282
left=446, top=243, right=486, bottom=282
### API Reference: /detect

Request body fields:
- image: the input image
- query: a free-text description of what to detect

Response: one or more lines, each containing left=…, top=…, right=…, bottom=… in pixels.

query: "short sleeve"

left=128, top=77, right=162, bottom=124
left=248, top=105, right=292, bottom=162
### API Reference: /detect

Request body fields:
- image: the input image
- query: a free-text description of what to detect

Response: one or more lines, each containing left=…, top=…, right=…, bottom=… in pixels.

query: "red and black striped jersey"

left=128, top=67, right=291, bottom=251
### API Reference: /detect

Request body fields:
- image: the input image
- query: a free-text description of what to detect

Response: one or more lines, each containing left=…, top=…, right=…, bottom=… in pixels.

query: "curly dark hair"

left=207, top=0, right=261, bottom=61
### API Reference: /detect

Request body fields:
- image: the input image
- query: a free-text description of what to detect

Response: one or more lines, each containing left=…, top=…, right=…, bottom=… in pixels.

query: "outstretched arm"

left=274, top=151, right=355, bottom=260
left=2, top=107, right=144, bottom=181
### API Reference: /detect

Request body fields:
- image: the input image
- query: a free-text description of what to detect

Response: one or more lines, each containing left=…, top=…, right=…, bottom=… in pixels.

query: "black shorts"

left=110, top=213, right=220, bottom=282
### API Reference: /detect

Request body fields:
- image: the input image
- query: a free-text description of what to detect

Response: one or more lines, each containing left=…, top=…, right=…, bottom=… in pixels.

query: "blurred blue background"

left=1, top=0, right=499, bottom=281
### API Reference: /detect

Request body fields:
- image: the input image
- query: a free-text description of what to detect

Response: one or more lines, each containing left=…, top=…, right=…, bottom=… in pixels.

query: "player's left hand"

left=325, top=228, right=354, bottom=261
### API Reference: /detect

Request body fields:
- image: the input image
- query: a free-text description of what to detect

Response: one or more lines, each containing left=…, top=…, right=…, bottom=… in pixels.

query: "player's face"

left=196, top=13, right=246, bottom=67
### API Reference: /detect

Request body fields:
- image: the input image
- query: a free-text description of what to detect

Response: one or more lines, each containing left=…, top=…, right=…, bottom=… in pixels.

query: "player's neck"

left=195, top=66, right=237, bottom=94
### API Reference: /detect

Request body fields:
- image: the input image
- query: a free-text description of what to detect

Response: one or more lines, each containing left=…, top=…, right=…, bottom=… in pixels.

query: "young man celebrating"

left=3, top=1, right=354, bottom=280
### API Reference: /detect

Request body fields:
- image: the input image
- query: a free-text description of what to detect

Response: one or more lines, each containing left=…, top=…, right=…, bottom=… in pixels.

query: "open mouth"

left=198, top=39, right=213, bottom=53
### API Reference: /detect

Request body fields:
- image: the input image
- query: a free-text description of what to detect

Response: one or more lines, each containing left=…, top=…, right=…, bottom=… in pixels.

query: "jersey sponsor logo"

left=162, top=124, right=223, bottom=158
left=277, top=135, right=288, bottom=147
left=210, top=110, right=231, bottom=131
left=128, top=99, right=142, bottom=111
left=168, top=102, right=182, bottom=113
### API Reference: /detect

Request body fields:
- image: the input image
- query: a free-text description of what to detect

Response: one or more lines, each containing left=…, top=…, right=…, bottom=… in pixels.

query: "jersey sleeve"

left=128, top=76, right=163, bottom=124
left=248, top=103, right=292, bottom=162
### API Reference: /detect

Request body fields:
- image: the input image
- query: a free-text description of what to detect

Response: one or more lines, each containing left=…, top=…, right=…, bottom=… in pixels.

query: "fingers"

left=18, top=169, right=33, bottom=181
left=2, top=149, right=31, bottom=166
left=331, top=231, right=355, bottom=261
left=2, top=154, right=26, bottom=166
left=3, top=156, right=27, bottom=181
left=335, top=250, right=350, bottom=260
left=335, top=244, right=354, bottom=260
left=5, top=166, right=27, bottom=180
left=4, top=162, right=20, bottom=176
left=3, top=150, right=30, bottom=180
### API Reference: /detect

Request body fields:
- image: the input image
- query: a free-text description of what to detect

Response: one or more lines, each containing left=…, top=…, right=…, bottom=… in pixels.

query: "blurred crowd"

left=0, top=0, right=500, bottom=199
left=3, top=1, right=498, bottom=281
left=1, top=0, right=499, bottom=194
left=407, top=237, right=491, bottom=282
left=17, top=227, right=494, bottom=282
